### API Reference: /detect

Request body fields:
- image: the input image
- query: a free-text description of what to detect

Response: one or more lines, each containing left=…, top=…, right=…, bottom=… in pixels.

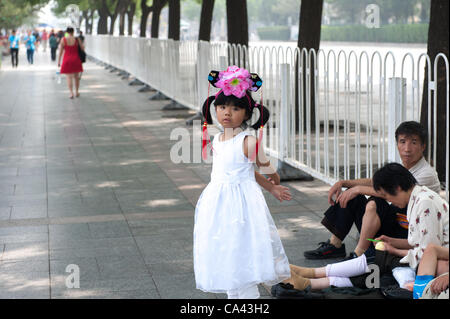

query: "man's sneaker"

left=303, top=240, right=346, bottom=259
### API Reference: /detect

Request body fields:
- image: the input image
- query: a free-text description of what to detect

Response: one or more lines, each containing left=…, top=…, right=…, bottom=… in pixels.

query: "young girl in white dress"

left=193, top=66, right=292, bottom=299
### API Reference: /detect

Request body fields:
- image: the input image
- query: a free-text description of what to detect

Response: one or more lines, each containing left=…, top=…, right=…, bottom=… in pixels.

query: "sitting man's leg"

left=304, top=195, right=368, bottom=259
left=348, top=197, right=408, bottom=261
left=354, top=200, right=380, bottom=257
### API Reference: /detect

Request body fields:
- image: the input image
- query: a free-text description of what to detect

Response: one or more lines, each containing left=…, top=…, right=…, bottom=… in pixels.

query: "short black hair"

left=66, top=27, right=74, bottom=34
left=395, top=121, right=427, bottom=145
left=373, top=163, right=417, bottom=196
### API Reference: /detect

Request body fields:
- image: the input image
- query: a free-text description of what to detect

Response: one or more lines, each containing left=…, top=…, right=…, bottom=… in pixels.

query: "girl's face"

left=215, top=104, right=248, bottom=129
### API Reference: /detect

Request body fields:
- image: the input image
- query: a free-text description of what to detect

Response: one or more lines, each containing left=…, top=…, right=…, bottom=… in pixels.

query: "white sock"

left=237, top=285, right=260, bottom=299
left=326, top=254, right=369, bottom=278
left=227, top=291, right=239, bottom=299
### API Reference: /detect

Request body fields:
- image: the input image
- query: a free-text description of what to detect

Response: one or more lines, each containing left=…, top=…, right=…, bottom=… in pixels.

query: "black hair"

left=202, top=91, right=269, bottom=130
left=395, top=121, right=427, bottom=146
left=66, top=27, right=74, bottom=34
left=373, top=163, right=417, bottom=196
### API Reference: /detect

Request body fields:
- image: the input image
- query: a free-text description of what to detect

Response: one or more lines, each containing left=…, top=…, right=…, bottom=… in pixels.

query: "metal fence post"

left=387, top=77, right=406, bottom=163
left=280, top=63, right=290, bottom=162
left=278, top=63, right=313, bottom=181
left=219, top=56, right=228, bottom=70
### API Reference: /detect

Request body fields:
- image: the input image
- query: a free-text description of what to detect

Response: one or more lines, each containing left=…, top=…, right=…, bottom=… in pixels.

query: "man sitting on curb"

left=304, top=121, right=441, bottom=261
left=271, top=163, right=448, bottom=298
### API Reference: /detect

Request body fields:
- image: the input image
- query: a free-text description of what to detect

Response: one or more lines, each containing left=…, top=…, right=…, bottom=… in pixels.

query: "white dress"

left=193, top=130, right=291, bottom=293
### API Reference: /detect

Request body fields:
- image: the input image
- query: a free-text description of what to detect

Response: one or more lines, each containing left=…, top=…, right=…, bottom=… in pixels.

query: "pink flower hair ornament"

left=208, top=66, right=263, bottom=99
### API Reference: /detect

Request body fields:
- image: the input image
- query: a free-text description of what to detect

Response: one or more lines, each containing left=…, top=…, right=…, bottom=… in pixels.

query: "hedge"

left=257, top=26, right=291, bottom=41
left=256, top=24, right=428, bottom=43
left=320, top=24, right=428, bottom=43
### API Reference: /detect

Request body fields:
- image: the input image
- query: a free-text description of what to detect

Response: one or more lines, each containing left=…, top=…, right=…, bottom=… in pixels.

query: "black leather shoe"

left=304, top=240, right=346, bottom=259
left=381, top=285, right=413, bottom=299
left=271, top=283, right=324, bottom=299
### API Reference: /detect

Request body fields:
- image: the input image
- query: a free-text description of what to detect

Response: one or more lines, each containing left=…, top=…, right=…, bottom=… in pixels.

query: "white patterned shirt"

left=401, top=185, right=449, bottom=269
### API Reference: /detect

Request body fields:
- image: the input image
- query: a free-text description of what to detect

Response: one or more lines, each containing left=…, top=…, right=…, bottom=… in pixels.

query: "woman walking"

left=57, top=27, right=84, bottom=99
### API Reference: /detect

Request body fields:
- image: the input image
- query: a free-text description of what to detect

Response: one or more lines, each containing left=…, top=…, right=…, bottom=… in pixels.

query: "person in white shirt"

left=272, top=163, right=448, bottom=294
left=303, top=121, right=441, bottom=262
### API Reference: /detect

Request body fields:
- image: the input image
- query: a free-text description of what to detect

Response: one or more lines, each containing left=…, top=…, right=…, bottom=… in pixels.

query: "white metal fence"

left=85, top=35, right=449, bottom=201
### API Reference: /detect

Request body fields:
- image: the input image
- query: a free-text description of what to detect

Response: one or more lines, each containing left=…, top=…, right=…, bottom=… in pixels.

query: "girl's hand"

left=382, top=242, right=395, bottom=255
left=270, top=185, right=292, bottom=202
left=430, top=274, right=449, bottom=295
left=375, top=235, right=393, bottom=245
left=267, top=177, right=278, bottom=185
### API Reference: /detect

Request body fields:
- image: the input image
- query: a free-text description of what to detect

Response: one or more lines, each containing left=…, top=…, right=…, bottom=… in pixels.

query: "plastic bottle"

left=56, top=71, right=61, bottom=84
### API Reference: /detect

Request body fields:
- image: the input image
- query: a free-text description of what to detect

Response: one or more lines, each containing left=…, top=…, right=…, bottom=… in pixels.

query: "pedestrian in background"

left=9, top=29, right=20, bottom=68
left=42, top=29, right=49, bottom=52
left=23, top=30, right=36, bottom=65
left=58, top=27, right=84, bottom=99
left=49, top=31, right=58, bottom=62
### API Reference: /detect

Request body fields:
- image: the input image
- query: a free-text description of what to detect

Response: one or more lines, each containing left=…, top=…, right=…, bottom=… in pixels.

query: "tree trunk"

left=151, top=7, right=162, bottom=38
left=97, top=0, right=110, bottom=35
left=168, top=0, right=180, bottom=40
left=78, top=15, right=84, bottom=33
left=127, top=2, right=136, bottom=36
left=420, top=0, right=449, bottom=183
left=225, top=0, right=248, bottom=66
left=139, top=0, right=152, bottom=37
left=150, top=0, right=168, bottom=38
left=81, top=10, right=88, bottom=33
left=296, top=0, right=324, bottom=131
left=89, top=10, right=94, bottom=34
left=198, top=0, right=215, bottom=41
left=83, top=10, right=91, bottom=34
left=118, top=0, right=131, bottom=36
left=225, top=0, right=248, bottom=47
left=109, top=0, right=124, bottom=35
left=119, top=12, right=125, bottom=36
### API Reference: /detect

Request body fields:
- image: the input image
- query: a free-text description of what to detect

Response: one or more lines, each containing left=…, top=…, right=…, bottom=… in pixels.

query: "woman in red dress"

left=58, top=27, right=84, bottom=99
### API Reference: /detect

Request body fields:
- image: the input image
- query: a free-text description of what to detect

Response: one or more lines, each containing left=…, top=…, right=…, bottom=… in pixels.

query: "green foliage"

left=257, top=25, right=291, bottom=41
left=320, top=23, right=428, bottom=43
left=0, top=0, right=49, bottom=30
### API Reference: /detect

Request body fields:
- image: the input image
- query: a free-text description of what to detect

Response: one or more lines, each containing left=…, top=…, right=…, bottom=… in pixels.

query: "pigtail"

left=201, top=95, right=216, bottom=125
left=201, top=94, right=216, bottom=160
left=249, top=93, right=270, bottom=161
left=250, top=104, right=270, bottom=130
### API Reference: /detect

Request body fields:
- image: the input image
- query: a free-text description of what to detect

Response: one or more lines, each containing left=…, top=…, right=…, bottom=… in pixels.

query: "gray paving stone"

left=10, top=205, right=47, bottom=219
left=2, top=241, right=49, bottom=261
left=95, top=255, right=150, bottom=279
left=0, top=207, right=11, bottom=220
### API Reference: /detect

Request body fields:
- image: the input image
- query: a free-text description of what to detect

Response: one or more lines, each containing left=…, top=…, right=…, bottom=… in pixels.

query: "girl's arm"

left=385, top=245, right=409, bottom=258
left=246, top=136, right=291, bottom=202
left=57, top=41, right=64, bottom=67
left=255, top=171, right=292, bottom=202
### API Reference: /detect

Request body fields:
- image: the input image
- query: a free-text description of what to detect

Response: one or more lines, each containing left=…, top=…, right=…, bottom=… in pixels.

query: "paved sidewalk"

left=0, top=50, right=358, bottom=299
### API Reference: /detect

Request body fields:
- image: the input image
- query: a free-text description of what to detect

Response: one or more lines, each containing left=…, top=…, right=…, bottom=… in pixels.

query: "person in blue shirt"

left=9, top=30, right=20, bottom=67
left=23, top=30, right=36, bottom=65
